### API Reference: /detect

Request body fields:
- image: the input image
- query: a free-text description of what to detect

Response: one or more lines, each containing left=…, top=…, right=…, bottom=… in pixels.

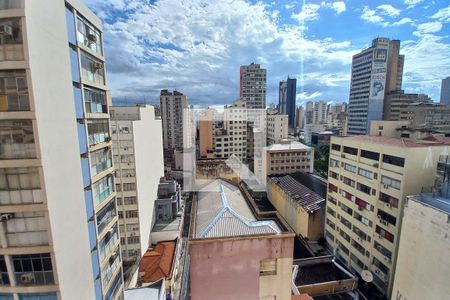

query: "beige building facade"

left=266, top=113, right=288, bottom=145
left=325, top=135, right=449, bottom=297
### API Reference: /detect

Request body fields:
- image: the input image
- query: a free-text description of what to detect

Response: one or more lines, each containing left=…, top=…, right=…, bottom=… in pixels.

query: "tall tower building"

left=278, top=77, right=297, bottom=128
left=348, top=38, right=404, bottom=135
left=440, top=76, right=450, bottom=105
left=305, top=101, right=314, bottom=125
left=313, top=101, right=328, bottom=124
left=110, top=105, right=164, bottom=284
left=240, top=63, right=267, bottom=109
left=296, top=106, right=305, bottom=129
left=160, top=90, right=188, bottom=167
left=0, top=1, right=123, bottom=299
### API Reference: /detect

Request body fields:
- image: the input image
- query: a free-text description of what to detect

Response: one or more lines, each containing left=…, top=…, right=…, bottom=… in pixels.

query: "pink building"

left=189, top=179, right=295, bottom=300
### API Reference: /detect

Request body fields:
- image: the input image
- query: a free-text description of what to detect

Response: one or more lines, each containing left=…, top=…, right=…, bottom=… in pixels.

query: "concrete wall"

left=189, top=236, right=293, bottom=300
left=392, top=198, right=450, bottom=300
left=26, top=0, right=96, bottom=298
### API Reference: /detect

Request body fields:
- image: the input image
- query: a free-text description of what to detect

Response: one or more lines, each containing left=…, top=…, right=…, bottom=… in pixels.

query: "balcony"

left=99, top=225, right=119, bottom=262
left=96, top=199, right=117, bottom=234
left=92, top=175, right=113, bottom=207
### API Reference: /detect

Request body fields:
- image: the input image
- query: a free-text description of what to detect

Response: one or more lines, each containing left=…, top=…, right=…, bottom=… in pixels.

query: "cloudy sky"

left=85, top=0, right=450, bottom=107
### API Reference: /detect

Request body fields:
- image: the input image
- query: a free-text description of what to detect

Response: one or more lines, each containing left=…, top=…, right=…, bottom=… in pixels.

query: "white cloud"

left=361, top=6, right=388, bottom=26
left=321, top=1, right=346, bottom=14
left=413, top=21, right=443, bottom=36
left=291, top=3, right=321, bottom=22
left=392, top=17, right=414, bottom=26
left=285, top=3, right=295, bottom=10
left=296, top=91, right=322, bottom=101
left=431, top=5, right=450, bottom=22
left=404, top=0, right=423, bottom=8
left=377, top=4, right=401, bottom=17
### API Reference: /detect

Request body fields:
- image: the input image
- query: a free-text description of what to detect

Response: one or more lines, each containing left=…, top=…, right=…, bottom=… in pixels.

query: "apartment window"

left=382, top=154, right=405, bottom=167
left=355, top=197, right=373, bottom=211
left=374, top=240, right=392, bottom=260
left=379, top=192, right=399, bottom=208
left=325, top=230, right=334, bottom=242
left=340, top=216, right=352, bottom=229
left=0, top=167, right=41, bottom=205
left=120, top=155, right=134, bottom=163
left=127, top=236, right=140, bottom=244
left=0, top=1, right=21, bottom=9
left=0, top=120, right=36, bottom=160
left=354, top=211, right=372, bottom=227
left=84, top=87, right=107, bottom=114
left=381, top=176, right=401, bottom=190
left=330, top=158, right=339, bottom=167
left=351, top=239, right=365, bottom=256
left=326, top=218, right=336, bottom=230
left=350, top=253, right=365, bottom=271
left=6, top=212, right=48, bottom=247
left=340, top=189, right=353, bottom=201
left=352, top=225, right=370, bottom=242
left=328, top=196, right=337, bottom=205
left=80, top=52, right=105, bottom=85
left=339, top=228, right=351, bottom=242
left=122, top=183, right=135, bottom=191
left=358, top=167, right=376, bottom=180
left=18, top=293, right=57, bottom=300
left=259, top=259, right=277, bottom=276
left=377, top=209, right=397, bottom=226
left=343, top=146, right=358, bottom=156
left=125, top=210, right=138, bottom=218
left=331, top=144, right=341, bottom=151
left=0, top=256, right=9, bottom=285
left=90, top=148, right=112, bottom=176
left=337, top=242, right=350, bottom=256
left=0, top=18, right=24, bottom=61
left=344, top=163, right=357, bottom=173
left=92, top=175, right=113, bottom=206
left=12, top=253, right=54, bottom=285
left=0, top=70, right=29, bottom=111
left=376, top=225, right=394, bottom=243
left=87, top=119, right=109, bottom=146
left=327, top=207, right=336, bottom=217
left=361, top=149, right=380, bottom=161
left=328, top=183, right=338, bottom=193
left=329, top=171, right=339, bottom=180
left=357, top=182, right=372, bottom=195
left=76, top=16, right=102, bottom=54
left=99, top=225, right=118, bottom=262
left=124, top=196, right=137, bottom=205
left=96, top=199, right=117, bottom=234
left=342, top=176, right=356, bottom=188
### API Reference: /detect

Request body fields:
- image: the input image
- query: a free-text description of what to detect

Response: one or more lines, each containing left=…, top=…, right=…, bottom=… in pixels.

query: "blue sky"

left=85, top=0, right=450, bottom=107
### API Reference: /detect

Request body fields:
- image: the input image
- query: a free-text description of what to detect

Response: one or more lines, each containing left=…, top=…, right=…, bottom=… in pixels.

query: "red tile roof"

left=139, top=240, right=176, bottom=283
left=339, top=135, right=449, bottom=148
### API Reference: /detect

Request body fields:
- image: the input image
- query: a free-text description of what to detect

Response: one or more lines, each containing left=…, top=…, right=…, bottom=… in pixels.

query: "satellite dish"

left=361, top=270, right=373, bottom=283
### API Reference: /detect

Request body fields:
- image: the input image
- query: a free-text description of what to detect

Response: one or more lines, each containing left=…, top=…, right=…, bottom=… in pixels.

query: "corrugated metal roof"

left=271, top=175, right=325, bottom=213
left=195, top=179, right=281, bottom=239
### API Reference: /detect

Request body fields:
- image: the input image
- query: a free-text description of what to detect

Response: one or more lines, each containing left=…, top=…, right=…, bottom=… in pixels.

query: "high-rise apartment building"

left=0, top=1, right=123, bottom=299
left=296, top=106, right=305, bottom=129
left=440, top=76, right=450, bottom=105
left=305, top=101, right=314, bottom=125
left=348, top=38, right=404, bottom=135
left=219, top=99, right=248, bottom=161
left=266, top=113, right=288, bottom=145
left=325, top=135, right=448, bottom=296
left=278, top=77, right=297, bottom=128
left=239, top=63, right=266, bottom=109
left=110, top=106, right=164, bottom=282
left=313, top=101, right=328, bottom=124
left=160, top=90, right=188, bottom=166
left=198, top=108, right=216, bottom=158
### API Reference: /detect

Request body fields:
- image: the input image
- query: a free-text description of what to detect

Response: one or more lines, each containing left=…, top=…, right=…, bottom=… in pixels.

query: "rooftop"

left=294, top=256, right=354, bottom=287
left=266, top=141, right=311, bottom=151
left=139, top=240, right=176, bottom=283
left=336, top=135, right=450, bottom=147
left=124, top=279, right=164, bottom=300
left=193, top=179, right=282, bottom=239
left=269, top=173, right=326, bottom=213
left=409, top=193, right=450, bottom=214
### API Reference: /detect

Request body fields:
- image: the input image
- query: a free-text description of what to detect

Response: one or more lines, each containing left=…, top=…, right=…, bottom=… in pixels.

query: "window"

left=355, top=197, right=373, bottom=211
left=379, top=192, right=399, bottom=208
left=342, top=176, right=356, bottom=188
left=5, top=212, right=48, bottom=247
left=259, top=259, right=277, bottom=276
left=330, top=158, right=339, bottom=167
left=377, top=209, right=397, bottom=226
left=344, top=163, right=357, bottom=173
left=327, top=207, right=336, bottom=217
left=127, top=236, right=140, bottom=244
left=381, top=176, right=401, bottom=190
left=376, top=225, right=394, bottom=243
left=0, top=70, right=29, bottom=111
left=329, top=171, right=339, bottom=179
left=84, top=87, right=106, bottom=113
left=90, top=148, right=112, bottom=176
left=92, top=175, right=113, bottom=206
left=12, top=253, right=54, bottom=285
left=354, top=211, right=372, bottom=227
left=125, top=210, right=138, bottom=218
left=331, top=144, right=341, bottom=151
left=357, top=182, right=371, bottom=195
left=343, top=146, right=358, bottom=156
left=124, top=196, right=137, bottom=205
left=361, top=149, right=380, bottom=161
left=328, top=183, right=338, bottom=193
left=374, top=241, right=392, bottom=259
left=358, top=167, right=376, bottom=179
left=76, top=16, right=102, bottom=54
left=382, top=154, right=405, bottom=167
left=0, top=18, right=24, bottom=61
left=87, top=119, right=109, bottom=146
left=0, top=120, right=36, bottom=160
left=123, top=183, right=135, bottom=191
left=326, top=218, right=335, bottom=230
left=96, top=199, right=116, bottom=233
left=0, top=167, right=41, bottom=205
left=340, top=216, right=352, bottom=229
left=18, top=293, right=57, bottom=300
left=328, top=196, right=337, bottom=205
left=80, top=52, right=105, bottom=85
left=0, top=256, right=9, bottom=285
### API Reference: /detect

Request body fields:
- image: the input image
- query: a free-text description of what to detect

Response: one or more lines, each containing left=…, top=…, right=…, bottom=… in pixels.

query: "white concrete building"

left=313, top=101, right=328, bottom=124
left=0, top=1, right=123, bottom=299
left=266, top=114, right=288, bottom=145
left=110, top=105, right=164, bottom=282
left=221, top=99, right=247, bottom=161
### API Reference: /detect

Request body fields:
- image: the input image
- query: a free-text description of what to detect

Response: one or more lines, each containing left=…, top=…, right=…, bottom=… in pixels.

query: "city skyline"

left=86, top=0, right=450, bottom=106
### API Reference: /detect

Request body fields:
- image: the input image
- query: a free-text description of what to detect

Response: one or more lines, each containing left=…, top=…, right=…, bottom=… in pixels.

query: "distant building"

left=369, top=120, right=441, bottom=140
left=383, top=90, right=431, bottom=121
left=313, top=101, right=328, bottom=124
left=110, top=105, right=165, bottom=280
left=392, top=155, right=450, bottom=300
left=266, top=113, right=288, bottom=144
left=240, top=63, right=267, bottom=109
left=440, top=76, right=450, bottom=105
left=279, top=77, right=297, bottom=128
left=311, top=131, right=335, bottom=147
left=160, top=90, right=188, bottom=167
left=189, top=179, right=294, bottom=300
left=267, top=172, right=326, bottom=240
left=399, top=102, right=450, bottom=134
left=198, top=108, right=216, bottom=158
left=218, top=99, right=247, bottom=161
left=348, top=38, right=404, bottom=135
left=261, top=140, right=314, bottom=180
left=296, top=105, right=305, bottom=129
left=325, top=135, right=450, bottom=296
left=305, top=101, right=314, bottom=125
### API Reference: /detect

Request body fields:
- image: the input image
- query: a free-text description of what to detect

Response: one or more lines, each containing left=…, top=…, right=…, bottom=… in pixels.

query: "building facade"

left=0, top=0, right=123, bottom=298
left=325, top=135, right=448, bottom=297
left=221, top=99, right=247, bottom=161
left=348, top=38, right=404, bottom=135
left=278, top=77, right=296, bottom=128
left=266, top=113, right=288, bottom=145
left=239, top=63, right=266, bottom=109
left=383, top=91, right=431, bottom=121
left=296, top=106, right=305, bottom=129
left=440, top=76, right=450, bottom=105
left=313, top=101, right=327, bottom=125
left=399, top=102, right=450, bottom=134
left=110, top=106, right=164, bottom=280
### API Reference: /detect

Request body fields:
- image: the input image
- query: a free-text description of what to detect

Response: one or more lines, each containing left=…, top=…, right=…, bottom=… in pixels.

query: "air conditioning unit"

left=87, top=33, right=97, bottom=43
left=91, top=61, right=104, bottom=70
left=20, top=273, right=35, bottom=284
left=0, top=24, right=13, bottom=36
left=0, top=213, right=14, bottom=222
